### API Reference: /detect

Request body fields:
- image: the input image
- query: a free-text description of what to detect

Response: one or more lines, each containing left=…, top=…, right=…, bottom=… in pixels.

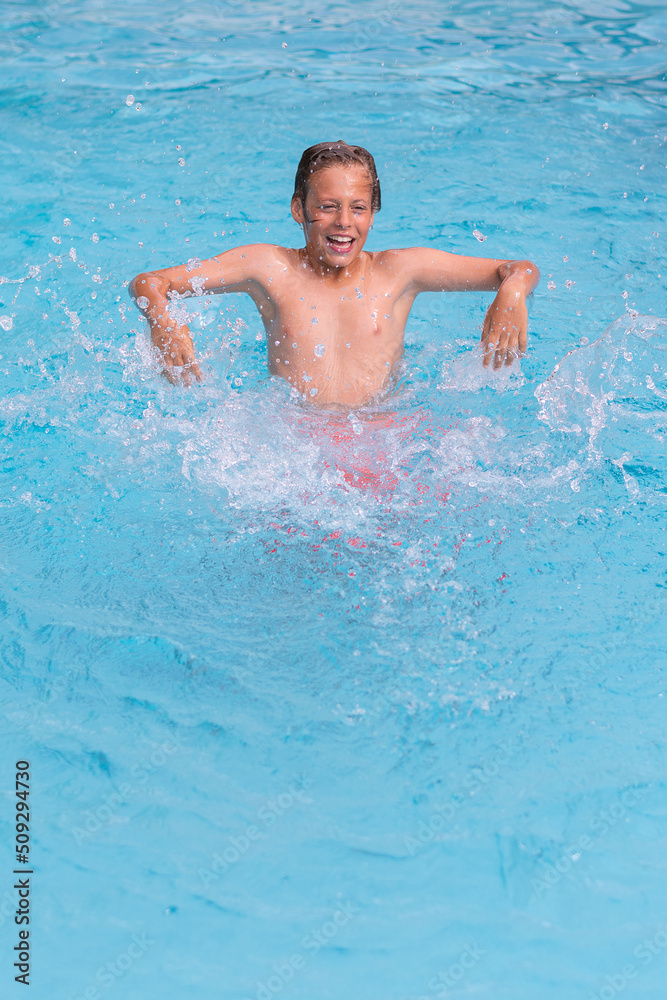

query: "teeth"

left=329, top=235, right=352, bottom=243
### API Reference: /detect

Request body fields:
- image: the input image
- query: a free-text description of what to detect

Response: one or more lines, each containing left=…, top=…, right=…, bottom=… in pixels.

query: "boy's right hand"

left=151, top=327, right=203, bottom=386
left=130, top=272, right=203, bottom=386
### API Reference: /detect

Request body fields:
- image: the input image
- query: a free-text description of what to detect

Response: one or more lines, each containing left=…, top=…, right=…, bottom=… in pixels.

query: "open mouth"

left=326, top=234, right=355, bottom=254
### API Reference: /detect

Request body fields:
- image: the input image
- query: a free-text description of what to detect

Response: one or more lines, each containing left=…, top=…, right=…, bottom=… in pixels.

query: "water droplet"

left=185, top=257, right=202, bottom=272
left=314, top=344, right=325, bottom=357
left=0, top=316, right=13, bottom=331
left=309, top=387, right=318, bottom=396
left=602, top=122, right=609, bottom=129
left=347, top=412, right=363, bottom=436
left=178, top=158, right=185, bottom=167
left=547, top=281, right=556, bottom=290
left=125, top=94, right=134, bottom=106
left=292, top=342, right=297, bottom=348
left=136, top=296, right=149, bottom=310
left=63, top=218, right=71, bottom=226
left=52, top=236, right=61, bottom=244
left=91, top=233, right=99, bottom=242
left=565, top=279, right=575, bottom=289
left=281, top=41, right=288, bottom=48
left=473, top=229, right=487, bottom=242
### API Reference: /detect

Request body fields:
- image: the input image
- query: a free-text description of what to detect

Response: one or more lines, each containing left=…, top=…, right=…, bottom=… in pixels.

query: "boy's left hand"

left=481, top=282, right=528, bottom=369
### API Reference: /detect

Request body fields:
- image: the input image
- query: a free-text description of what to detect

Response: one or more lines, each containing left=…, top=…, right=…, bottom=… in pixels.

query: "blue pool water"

left=1, top=1, right=666, bottom=998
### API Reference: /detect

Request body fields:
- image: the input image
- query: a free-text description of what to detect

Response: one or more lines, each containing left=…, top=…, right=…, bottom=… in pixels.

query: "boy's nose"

left=335, top=206, right=353, bottom=227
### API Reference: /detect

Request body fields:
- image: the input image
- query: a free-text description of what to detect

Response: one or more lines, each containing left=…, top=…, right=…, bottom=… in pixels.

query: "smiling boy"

left=130, top=140, right=539, bottom=408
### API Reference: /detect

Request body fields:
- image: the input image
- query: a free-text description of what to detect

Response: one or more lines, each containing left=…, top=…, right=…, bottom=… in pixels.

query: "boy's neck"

left=299, top=245, right=368, bottom=283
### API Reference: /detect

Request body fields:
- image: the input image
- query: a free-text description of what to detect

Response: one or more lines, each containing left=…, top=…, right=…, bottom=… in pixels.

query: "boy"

left=130, top=140, right=539, bottom=408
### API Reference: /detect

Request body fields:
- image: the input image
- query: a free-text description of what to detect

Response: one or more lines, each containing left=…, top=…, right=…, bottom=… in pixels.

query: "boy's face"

left=291, top=164, right=375, bottom=270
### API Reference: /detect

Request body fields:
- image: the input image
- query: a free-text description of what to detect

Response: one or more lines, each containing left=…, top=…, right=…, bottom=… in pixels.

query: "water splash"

left=536, top=312, right=667, bottom=498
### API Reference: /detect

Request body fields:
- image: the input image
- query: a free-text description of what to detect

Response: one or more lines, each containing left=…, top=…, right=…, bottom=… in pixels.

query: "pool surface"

left=1, top=1, right=666, bottom=998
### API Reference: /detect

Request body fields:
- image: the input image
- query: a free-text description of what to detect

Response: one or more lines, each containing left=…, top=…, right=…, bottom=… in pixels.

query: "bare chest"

left=266, top=283, right=403, bottom=366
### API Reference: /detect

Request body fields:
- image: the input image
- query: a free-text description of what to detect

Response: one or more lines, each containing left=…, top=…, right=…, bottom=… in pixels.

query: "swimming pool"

left=1, top=1, right=666, bottom=997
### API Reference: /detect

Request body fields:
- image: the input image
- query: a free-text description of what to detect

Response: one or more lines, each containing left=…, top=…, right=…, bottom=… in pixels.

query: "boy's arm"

left=129, top=245, right=275, bottom=384
left=390, top=248, right=540, bottom=369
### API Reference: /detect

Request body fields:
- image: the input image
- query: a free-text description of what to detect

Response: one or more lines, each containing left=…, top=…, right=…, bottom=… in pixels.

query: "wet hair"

left=293, top=140, right=381, bottom=212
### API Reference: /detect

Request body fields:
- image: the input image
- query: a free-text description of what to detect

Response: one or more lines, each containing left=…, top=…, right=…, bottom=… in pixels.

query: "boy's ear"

left=291, top=195, right=305, bottom=225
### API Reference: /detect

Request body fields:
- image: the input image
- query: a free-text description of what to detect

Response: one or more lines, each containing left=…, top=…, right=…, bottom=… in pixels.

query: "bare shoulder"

left=213, top=243, right=308, bottom=281
left=190, top=243, right=296, bottom=294
left=366, top=247, right=435, bottom=293
left=371, top=248, right=427, bottom=270
left=209, top=242, right=289, bottom=269
left=369, top=246, right=512, bottom=294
